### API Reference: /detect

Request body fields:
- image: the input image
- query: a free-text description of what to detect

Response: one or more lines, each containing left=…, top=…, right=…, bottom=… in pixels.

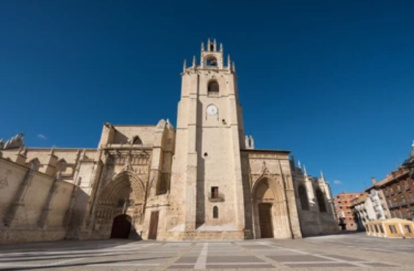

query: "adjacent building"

left=334, top=192, right=362, bottom=231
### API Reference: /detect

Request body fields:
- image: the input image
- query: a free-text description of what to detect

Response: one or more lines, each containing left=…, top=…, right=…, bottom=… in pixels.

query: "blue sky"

left=1, top=1, right=413, bottom=195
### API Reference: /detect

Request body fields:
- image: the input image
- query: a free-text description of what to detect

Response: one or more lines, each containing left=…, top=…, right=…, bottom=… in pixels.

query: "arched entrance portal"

left=111, top=214, right=132, bottom=238
left=253, top=178, right=276, bottom=238
left=253, top=176, right=292, bottom=239
left=93, top=171, right=146, bottom=239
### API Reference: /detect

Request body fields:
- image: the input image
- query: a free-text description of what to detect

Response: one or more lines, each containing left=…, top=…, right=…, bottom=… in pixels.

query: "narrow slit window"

left=213, top=206, right=219, bottom=218
left=208, top=80, right=219, bottom=96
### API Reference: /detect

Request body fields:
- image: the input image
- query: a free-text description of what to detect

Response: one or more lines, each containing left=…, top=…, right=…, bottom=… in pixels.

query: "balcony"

left=208, top=192, right=225, bottom=202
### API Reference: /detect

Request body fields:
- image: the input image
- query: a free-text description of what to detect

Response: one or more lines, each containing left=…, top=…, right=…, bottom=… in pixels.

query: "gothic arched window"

left=316, top=189, right=327, bottom=213
left=208, top=80, right=219, bottom=96
left=298, top=185, right=309, bottom=210
left=213, top=206, right=219, bottom=218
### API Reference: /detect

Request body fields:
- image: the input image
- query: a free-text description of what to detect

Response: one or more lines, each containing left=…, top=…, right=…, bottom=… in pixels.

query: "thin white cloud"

left=333, top=180, right=343, bottom=185
left=37, top=134, right=47, bottom=140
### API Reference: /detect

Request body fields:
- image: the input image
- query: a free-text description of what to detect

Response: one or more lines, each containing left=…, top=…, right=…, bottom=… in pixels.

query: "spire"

left=183, top=59, right=187, bottom=72
left=232, top=61, right=236, bottom=73
left=298, top=160, right=301, bottom=169
left=201, top=42, right=204, bottom=52
left=192, top=55, right=196, bottom=69
left=207, top=38, right=211, bottom=51
left=214, top=39, right=217, bottom=51
left=320, top=170, right=324, bottom=179
left=220, top=43, right=223, bottom=52
left=303, top=165, right=308, bottom=177
left=227, top=54, right=231, bottom=70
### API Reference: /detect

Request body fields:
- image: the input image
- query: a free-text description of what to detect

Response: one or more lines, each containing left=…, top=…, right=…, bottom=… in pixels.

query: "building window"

left=380, top=224, right=384, bottom=233
left=211, top=187, right=219, bottom=199
left=374, top=225, right=379, bottom=233
left=316, top=189, right=327, bottom=213
left=213, top=206, right=219, bottom=218
left=298, top=185, right=309, bottom=210
left=405, top=225, right=412, bottom=234
left=207, top=80, right=219, bottom=96
left=389, top=225, right=397, bottom=234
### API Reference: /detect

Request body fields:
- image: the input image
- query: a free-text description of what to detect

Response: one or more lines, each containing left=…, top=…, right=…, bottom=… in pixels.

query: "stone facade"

left=0, top=40, right=338, bottom=243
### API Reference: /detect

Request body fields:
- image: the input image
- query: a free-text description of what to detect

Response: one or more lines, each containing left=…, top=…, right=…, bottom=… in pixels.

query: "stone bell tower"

left=167, top=39, right=247, bottom=240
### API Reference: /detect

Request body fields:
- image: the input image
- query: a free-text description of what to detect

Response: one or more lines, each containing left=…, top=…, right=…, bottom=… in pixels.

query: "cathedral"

left=0, top=40, right=338, bottom=243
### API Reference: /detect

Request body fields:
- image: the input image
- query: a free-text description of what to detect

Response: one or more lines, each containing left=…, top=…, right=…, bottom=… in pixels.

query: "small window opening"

left=210, top=44, right=214, bottom=51
left=208, top=80, right=219, bottom=96
left=211, top=187, right=219, bottom=199
left=213, top=206, right=219, bottom=218
left=131, top=135, right=142, bottom=145
left=204, top=152, right=208, bottom=157
left=389, top=225, right=397, bottom=234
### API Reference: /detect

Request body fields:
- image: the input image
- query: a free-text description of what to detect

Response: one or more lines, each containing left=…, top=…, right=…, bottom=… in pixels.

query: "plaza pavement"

left=0, top=232, right=413, bottom=271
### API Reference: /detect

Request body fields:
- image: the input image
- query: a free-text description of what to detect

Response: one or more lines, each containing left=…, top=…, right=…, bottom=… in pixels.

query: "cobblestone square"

left=0, top=233, right=413, bottom=271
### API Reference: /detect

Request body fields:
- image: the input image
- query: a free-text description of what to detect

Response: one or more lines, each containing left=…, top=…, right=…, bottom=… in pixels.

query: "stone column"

left=3, top=160, right=40, bottom=227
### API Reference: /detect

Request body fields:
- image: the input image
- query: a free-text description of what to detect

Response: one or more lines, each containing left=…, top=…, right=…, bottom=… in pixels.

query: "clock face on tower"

left=206, top=104, right=218, bottom=115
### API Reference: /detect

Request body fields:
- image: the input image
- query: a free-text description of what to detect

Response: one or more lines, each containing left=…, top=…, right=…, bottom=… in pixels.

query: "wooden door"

left=148, top=211, right=159, bottom=240
left=110, top=214, right=131, bottom=239
left=258, top=203, right=274, bottom=238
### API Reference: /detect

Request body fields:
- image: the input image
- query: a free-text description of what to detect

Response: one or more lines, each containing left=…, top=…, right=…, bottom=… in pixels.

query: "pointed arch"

left=131, top=135, right=143, bottom=145
left=298, top=185, right=309, bottom=210
left=252, top=176, right=284, bottom=204
left=98, top=170, right=146, bottom=206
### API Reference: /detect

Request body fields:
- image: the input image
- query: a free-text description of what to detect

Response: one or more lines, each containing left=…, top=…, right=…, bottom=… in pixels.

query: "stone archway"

left=252, top=176, right=290, bottom=239
left=93, top=171, right=146, bottom=239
